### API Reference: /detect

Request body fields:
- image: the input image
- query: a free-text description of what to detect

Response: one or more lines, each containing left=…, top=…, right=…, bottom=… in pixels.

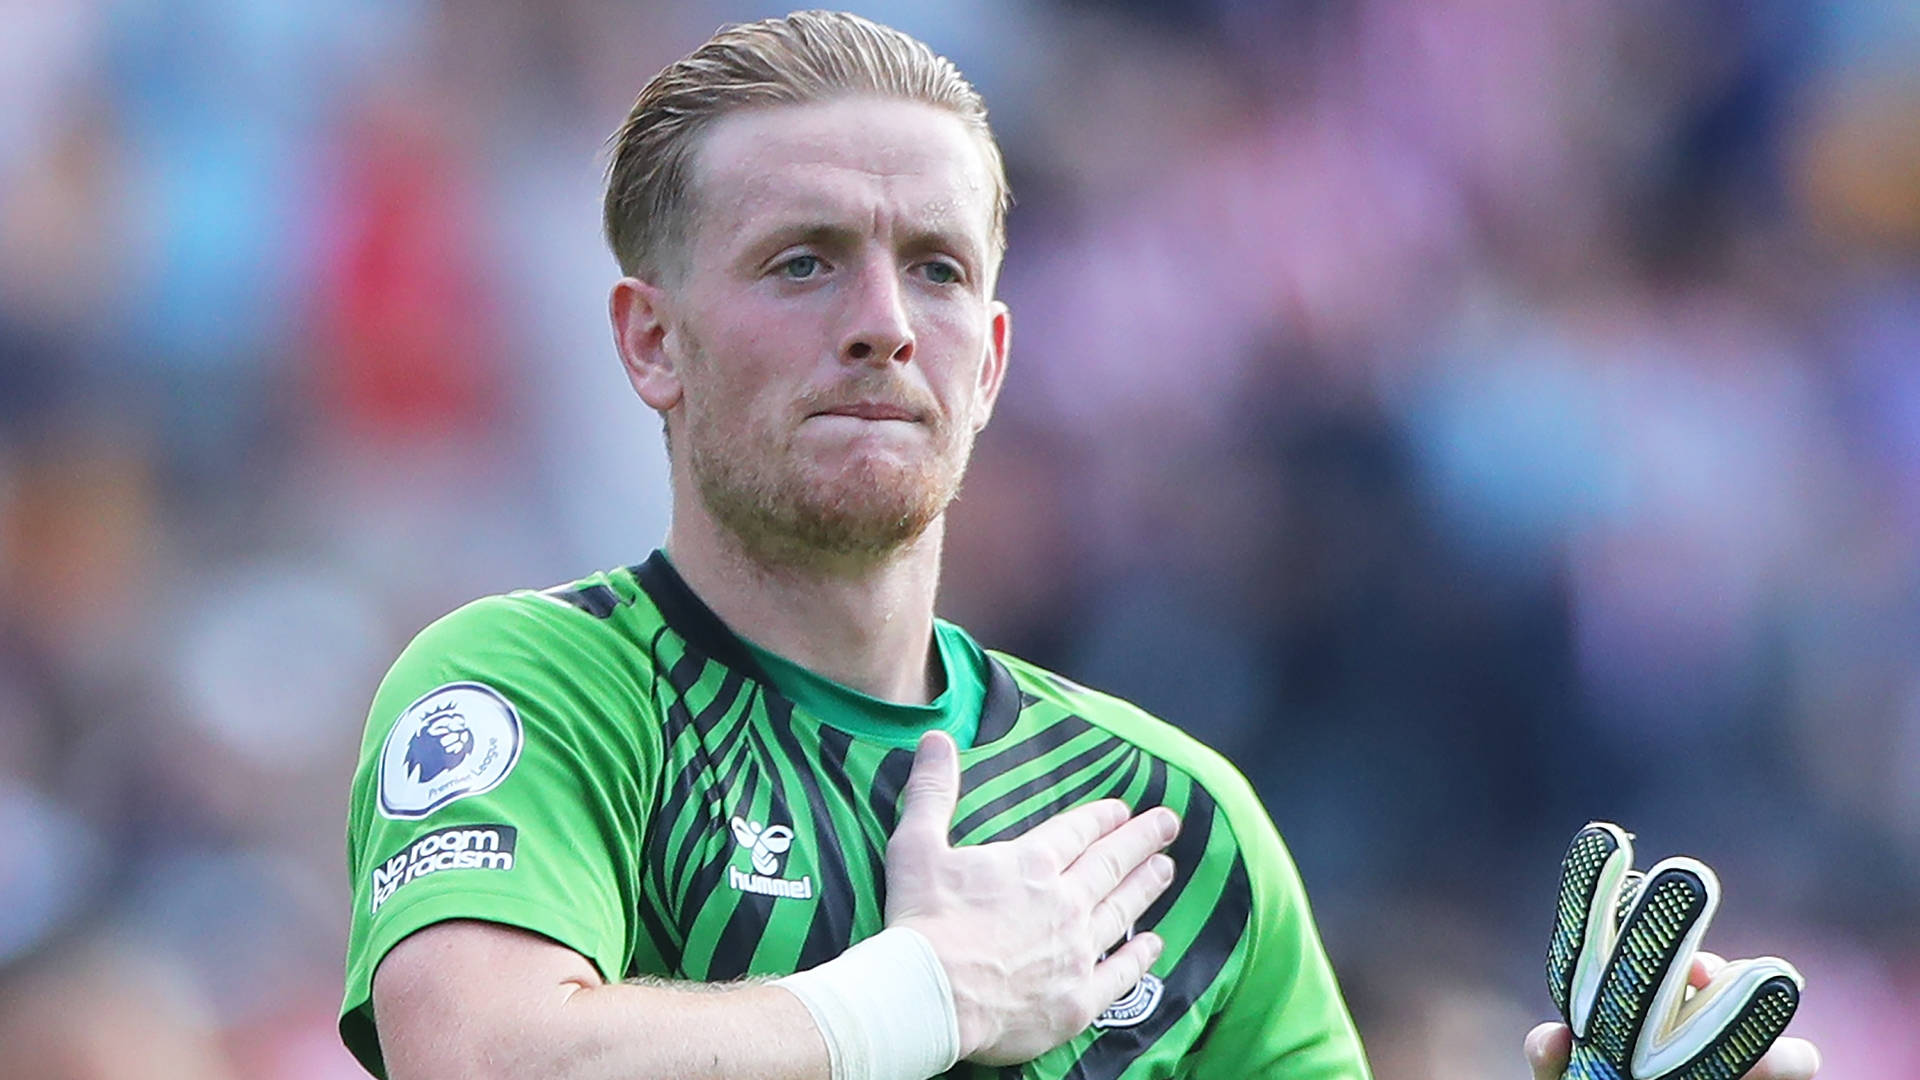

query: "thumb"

left=894, top=730, right=961, bottom=850
left=1525, top=1021, right=1571, bottom=1080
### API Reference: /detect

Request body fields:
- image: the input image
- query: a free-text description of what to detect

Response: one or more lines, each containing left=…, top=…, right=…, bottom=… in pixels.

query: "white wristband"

left=774, top=926, right=961, bottom=1080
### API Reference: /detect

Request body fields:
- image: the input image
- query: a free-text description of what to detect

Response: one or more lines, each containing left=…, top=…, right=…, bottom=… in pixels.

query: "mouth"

left=811, top=402, right=921, bottom=423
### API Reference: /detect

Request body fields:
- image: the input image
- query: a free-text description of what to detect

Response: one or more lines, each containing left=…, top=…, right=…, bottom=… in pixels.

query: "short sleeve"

left=1185, top=779, right=1373, bottom=1079
left=338, top=593, right=659, bottom=1078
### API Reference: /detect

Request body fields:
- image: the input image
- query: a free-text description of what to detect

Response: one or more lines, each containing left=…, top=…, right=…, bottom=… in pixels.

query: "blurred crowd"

left=2, top=1, right=1917, bottom=1077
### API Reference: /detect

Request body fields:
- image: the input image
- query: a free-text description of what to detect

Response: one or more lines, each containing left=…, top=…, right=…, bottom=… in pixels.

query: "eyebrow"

left=898, top=224, right=982, bottom=266
left=740, top=217, right=983, bottom=270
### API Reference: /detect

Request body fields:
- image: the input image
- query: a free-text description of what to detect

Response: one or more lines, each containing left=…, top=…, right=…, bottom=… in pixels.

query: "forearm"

left=374, top=921, right=830, bottom=1080
left=383, top=976, right=829, bottom=1080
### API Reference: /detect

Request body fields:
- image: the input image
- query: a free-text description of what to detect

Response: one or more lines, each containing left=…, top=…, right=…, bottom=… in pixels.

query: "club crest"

left=1094, top=927, right=1165, bottom=1028
left=1094, top=973, right=1165, bottom=1028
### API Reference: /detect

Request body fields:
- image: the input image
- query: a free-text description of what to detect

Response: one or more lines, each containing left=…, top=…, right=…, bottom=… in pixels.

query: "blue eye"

left=779, top=255, right=821, bottom=280
left=921, top=261, right=961, bottom=285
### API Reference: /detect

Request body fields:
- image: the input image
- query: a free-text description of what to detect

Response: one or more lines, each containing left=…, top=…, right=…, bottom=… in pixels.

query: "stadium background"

left=1, top=1, right=1916, bottom=1076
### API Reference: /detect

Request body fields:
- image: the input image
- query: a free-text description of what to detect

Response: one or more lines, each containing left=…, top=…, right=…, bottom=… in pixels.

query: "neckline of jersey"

left=740, top=621, right=985, bottom=749
left=630, top=550, right=1010, bottom=748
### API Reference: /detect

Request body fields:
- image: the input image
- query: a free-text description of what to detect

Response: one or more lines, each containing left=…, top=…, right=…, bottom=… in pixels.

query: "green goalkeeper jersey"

left=340, top=552, right=1372, bottom=1079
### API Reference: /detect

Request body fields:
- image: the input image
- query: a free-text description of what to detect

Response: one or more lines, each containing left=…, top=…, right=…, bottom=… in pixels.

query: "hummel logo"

left=727, top=815, right=814, bottom=900
left=730, top=816, right=794, bottom=874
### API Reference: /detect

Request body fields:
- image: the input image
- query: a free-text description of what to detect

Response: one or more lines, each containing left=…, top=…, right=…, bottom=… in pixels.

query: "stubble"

left=680, top=341, right=972, bottom=566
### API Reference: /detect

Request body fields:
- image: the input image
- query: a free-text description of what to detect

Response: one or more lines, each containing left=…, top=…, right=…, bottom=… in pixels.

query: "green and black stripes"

left=344, top=556, right=1356, bottom=1080
left=623, top=556, right=1258, bottom=1079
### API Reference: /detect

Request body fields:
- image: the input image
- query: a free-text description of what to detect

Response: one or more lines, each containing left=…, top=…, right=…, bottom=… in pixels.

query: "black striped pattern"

left=625, top=555, right=1253, bottom=1079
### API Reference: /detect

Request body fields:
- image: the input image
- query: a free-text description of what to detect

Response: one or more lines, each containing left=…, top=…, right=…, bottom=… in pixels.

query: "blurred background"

left=1, top=0, right=1916, bottom=1076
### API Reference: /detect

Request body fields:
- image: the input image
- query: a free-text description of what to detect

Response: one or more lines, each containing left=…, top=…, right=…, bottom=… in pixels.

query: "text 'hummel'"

left=727, top=815, right=813, bottom=899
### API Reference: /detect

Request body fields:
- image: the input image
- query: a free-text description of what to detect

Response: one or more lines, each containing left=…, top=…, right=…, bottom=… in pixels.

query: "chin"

left=691, top=427, right=968, bottom=562
left=787, top=457, right=952, bottom=555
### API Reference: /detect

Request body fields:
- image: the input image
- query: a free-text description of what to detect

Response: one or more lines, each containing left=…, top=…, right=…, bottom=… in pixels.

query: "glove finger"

left=1564, top=1041, right=1627, bottom=1080
left=1659, top=961, right=1802, bottom=1080
left=1587, top=858, right=1718, bottom=1070
left=1613, top=871, right=1646, bottom=931
left=1549, top=822, right=1635, bottom=1027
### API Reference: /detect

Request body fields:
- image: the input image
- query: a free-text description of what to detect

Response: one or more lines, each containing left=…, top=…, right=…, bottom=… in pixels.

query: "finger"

left=1083, top=930, right=1163, bottom=1022
left=1523, top=1021, right=1571, bottom=1080
left=1011, top=798, right=1133, bottom=872
left=1690, top=950, right=1728, bottom=989
left=893, top=731, right=961, bottom=850
left=1088, top=853, right=1175, bottom=953
left=1665, top=960, right=1802, bottom=1080
left=1613, top=870, right=1647, bottom=929
left=1587, top=857, right=1719, bottom=1068
left=1064, top=807, right=1179, bottom=901
left=1548, top=821, right=1633, bottom=1027
left=1747, top=1036, right=1820, bottom=1080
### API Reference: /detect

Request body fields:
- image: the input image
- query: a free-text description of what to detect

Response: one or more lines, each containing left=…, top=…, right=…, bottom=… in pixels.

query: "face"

left=615, top=97, right=1010, bottom=564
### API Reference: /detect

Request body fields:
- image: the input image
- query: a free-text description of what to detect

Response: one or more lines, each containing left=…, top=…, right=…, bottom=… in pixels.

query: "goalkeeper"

left=342, top=11, right=1369, bottom=1080
left=339, top=11, right=1818, bottom=1080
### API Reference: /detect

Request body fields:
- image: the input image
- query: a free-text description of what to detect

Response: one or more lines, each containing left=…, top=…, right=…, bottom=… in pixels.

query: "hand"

left=882, top=730, right=1178, bottom=1065
left=1526, top=954, right=1822, bottom=1080
left=1539, top=822, right=1809, bottom=1080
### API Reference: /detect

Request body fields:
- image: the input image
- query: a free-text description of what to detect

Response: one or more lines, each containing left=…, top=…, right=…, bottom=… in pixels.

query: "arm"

left=1183, top=786, right=1371, bottom=1079
left=373, top=920, right=828, bottom=1080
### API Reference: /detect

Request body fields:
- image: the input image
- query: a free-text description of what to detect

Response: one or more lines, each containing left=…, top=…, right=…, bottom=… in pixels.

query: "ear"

left=971, top=300, right=1011, bottom=432
left=611, top=276, right=683, bottom=412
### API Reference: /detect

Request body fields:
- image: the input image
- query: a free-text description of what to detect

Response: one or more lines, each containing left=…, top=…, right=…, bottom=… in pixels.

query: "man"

left=340, top=12, right=1815, bottom=1080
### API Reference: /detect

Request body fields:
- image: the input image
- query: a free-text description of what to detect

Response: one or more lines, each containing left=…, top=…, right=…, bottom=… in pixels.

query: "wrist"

left=774, top=926, right=961, bottom=1080
left=886, top=919, right=995, bottom=1060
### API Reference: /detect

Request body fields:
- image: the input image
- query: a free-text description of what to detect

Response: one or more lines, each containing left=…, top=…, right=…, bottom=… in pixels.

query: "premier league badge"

left=378, top=682, right=524, bottom=819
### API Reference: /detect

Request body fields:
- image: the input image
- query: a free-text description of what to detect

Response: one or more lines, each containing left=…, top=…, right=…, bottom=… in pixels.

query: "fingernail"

left=1150, top=854, right=1174, bottom=882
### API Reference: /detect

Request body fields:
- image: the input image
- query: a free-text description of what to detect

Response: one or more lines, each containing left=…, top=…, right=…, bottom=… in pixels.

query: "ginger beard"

left=676, top=333, right=977, bottom=564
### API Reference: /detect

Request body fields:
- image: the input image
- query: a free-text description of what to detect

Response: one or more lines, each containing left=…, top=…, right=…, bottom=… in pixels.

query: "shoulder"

left=395, top=567, right=663, bottom=677
left=351, top=568, right=670, bottom=826
left=989, top=651, right=1268, bottom=826
left=362, top=567, right=668, bottom=759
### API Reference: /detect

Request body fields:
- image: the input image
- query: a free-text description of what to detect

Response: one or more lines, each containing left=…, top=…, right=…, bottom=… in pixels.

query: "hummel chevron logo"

left=727, top=815, right=814, bottom=900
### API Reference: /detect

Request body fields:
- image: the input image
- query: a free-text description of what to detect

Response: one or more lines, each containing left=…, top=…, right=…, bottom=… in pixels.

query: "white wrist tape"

left=774, top=926, right=961, bottom=1080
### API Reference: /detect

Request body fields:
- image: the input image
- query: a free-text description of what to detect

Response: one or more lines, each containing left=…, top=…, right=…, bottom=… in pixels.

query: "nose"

left=839, top=262, right=914, bottom=366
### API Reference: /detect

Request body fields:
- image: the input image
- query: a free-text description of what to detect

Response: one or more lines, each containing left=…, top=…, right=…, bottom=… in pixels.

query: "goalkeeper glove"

left=1546, top=822, right=1803, bottom=1080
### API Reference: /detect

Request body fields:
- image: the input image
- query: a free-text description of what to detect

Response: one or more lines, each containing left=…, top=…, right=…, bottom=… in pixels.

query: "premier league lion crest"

left=378, top=683, right=523, bottom=820
left=406, top=704, right=475, bottom=783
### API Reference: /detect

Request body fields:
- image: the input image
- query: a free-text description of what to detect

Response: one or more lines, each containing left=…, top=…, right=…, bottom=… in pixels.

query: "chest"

left=629, top=686, right=916, bottom=981
left=621, top=677, right=1248, bottom=1080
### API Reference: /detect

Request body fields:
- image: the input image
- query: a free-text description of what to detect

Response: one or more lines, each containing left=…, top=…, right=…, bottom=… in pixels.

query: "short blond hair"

left=603, top=10, right=1010, bottom=281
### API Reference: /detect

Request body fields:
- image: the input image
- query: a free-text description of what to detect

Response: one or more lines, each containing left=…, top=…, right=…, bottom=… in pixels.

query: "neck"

left=663, top=500, right=945, bottom=705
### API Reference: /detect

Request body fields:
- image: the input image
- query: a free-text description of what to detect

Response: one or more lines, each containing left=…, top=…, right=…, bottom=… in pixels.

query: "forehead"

left=687, top=97, right=996, bottom=249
